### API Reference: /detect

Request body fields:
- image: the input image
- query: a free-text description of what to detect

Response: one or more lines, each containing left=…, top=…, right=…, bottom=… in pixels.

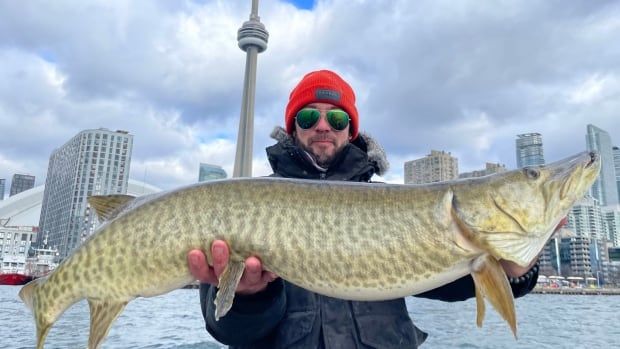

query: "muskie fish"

left=20, top=151, right=599, bottom=348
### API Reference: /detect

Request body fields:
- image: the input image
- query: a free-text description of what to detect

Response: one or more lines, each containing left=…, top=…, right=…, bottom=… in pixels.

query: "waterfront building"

left=10, top=174, right=35, bottom=197
left=515, top=133, right=545, bottom=168
left=592, top=238, right=611, bottom=285
left=538, top=238, right=557, bottom=277
left=38, top=129, right=133, bottom=259
left=586, top=124, right=619, bottom=206
left=609, top=247, right=620, bottom=286
left=567, top=196, right=606, bottom=240
left=539, top=228, right=610, bottom=285
left=0, top=226, right=37, bottom=274
left=0, top=179, right=5, bottom=200
left=198, top=163, right=227, bottom=182
left=404, top=150, right=458, bottom=184
left=458, top=162, right=507, bottom=179
left=539, top=229, right=591, bottom=279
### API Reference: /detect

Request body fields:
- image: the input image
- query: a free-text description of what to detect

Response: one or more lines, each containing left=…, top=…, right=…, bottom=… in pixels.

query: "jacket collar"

left=266, top=127, right=389, bottom=180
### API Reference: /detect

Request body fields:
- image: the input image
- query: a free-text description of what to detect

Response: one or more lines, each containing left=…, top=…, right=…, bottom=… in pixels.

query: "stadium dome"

left=0, top=179, right=161, bottom=226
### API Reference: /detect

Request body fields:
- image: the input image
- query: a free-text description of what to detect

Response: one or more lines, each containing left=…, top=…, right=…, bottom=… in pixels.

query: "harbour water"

left=1, top=285, right=618, bottom=348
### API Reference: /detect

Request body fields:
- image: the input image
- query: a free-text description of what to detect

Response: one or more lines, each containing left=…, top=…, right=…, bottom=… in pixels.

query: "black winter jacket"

left=199, top=127, right=538, bottom=348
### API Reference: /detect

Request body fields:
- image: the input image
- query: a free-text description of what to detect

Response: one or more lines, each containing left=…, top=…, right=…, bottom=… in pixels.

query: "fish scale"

left=19, top=151, right=600, bottom=348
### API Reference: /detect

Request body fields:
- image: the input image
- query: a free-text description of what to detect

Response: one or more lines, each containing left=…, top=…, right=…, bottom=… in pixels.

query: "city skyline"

left=4, top=122, right=617, bottom=192
left=0, top=1, right=618, bottom=189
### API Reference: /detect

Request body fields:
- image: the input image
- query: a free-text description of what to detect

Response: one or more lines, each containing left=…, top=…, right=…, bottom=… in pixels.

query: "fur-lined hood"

left=269, top=126, right=389, bottom=176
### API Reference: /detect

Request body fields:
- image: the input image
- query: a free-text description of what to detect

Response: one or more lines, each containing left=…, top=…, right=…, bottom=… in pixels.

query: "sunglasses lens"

left=327, top=110, right=350, bottom=131
left=296, top=108, right=320, bottom=129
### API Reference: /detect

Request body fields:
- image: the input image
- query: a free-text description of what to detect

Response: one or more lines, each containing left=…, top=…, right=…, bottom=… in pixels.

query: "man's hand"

left=500, top=216, right=568, bottom=278
left=187, top=240, right=278, bottom=295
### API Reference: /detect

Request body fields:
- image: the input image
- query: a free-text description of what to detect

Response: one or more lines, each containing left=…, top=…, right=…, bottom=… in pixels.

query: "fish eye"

left=524, top=168, right=540, bottom=179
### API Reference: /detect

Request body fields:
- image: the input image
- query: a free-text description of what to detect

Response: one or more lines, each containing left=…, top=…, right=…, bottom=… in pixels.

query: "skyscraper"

left=586, top=124, right=619, bottom=206
left=0, top=179, right=5, bottom=200
left=9, top=174, right=35, bottom=196
left=404, top=150, right=458, bottom=184
left=198, top=163, right=227, bottom=182
left=613, top=146, right=620, bottom=204
left=515, top=133, right=545, bottom=168
left=39, top=128, right=133, bottom=259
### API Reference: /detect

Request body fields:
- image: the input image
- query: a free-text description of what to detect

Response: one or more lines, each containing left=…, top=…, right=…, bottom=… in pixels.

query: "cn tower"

left=233, top=0, right=269, bottom=178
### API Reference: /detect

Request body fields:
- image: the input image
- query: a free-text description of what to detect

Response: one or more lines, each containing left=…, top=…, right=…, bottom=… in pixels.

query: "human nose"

left=313, top=112, right=331, bottom=132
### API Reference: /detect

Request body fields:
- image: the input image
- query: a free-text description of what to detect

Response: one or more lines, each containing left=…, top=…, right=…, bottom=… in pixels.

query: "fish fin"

left=475, top=284, right=486, bottom=328
left=87, top=194, right=136, bottom=221
left=36, top=324, right=52, bottom=349
left=19, top=277, right=43, bottom=311
left=214, top=261, right=245, bottom=321
left=470, top=255, right=517, bottom=338
left=87, top=299, right=128, bottom=349
left=19, top=277, right=53, bottom=349
left=435, top=188, right=455, bottom=230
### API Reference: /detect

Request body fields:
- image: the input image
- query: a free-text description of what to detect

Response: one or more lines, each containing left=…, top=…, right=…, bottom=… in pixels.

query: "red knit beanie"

left=285, top=70, right=359, bottom=140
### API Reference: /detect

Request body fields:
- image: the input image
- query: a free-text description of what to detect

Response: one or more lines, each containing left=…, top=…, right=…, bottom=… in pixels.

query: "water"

left=1, top=285, right=618, bottom=348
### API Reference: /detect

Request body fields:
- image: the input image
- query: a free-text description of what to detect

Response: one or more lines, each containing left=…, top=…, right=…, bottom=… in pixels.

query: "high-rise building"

left=515, top=133, right=545, bottom=168
left=603, top=208, right=620, bottom=247
left=404, top=150, right=458, bottom=184
left=567, top=196, right=606, bottom=240
left=458, top=162, right=507, bottom=179
left=0, top=179, right=5, bottom=200
left=586, top=124, right=619, bottom=206
left=38, top=129, right=133, bottom=259
left=9, top=174, right=35, bottom=196
left=198, top=163, right=227, bottom=182
left=613, top=146, right=620, bottom=204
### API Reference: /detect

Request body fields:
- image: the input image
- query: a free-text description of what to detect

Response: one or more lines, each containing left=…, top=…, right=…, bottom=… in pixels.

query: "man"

left=187, top=70, right=541, bottom=348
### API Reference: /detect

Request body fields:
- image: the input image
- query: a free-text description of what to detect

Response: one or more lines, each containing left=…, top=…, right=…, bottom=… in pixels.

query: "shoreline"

left=532, top=287, right=620, bottom=295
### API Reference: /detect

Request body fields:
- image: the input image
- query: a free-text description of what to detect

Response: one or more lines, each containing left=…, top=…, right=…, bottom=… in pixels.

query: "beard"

left=297, top=136, right=347, bottom=168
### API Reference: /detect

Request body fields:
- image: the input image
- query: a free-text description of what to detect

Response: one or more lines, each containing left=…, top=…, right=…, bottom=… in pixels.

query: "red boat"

left=0, top=273, right=34, bottom=285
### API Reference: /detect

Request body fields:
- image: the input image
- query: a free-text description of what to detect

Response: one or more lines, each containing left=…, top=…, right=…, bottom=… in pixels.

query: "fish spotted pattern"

left=20, top=151, right=600, bottom=348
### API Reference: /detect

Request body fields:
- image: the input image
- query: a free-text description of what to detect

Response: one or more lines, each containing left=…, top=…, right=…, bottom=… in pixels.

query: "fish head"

left=452, top=151, right=600, bottom=266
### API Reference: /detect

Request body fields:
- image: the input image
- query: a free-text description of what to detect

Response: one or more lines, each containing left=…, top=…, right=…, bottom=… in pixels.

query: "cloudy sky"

left=1, top=0, right=619, bottom=194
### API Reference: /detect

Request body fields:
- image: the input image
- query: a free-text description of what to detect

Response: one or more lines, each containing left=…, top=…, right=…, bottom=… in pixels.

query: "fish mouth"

left=586, top=151, right=598, bottom=168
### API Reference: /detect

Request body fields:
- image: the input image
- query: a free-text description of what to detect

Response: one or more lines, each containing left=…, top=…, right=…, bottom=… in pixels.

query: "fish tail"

left=19, top=276, right=54, bottom=349
left=19, top=276, right=43, bottom=311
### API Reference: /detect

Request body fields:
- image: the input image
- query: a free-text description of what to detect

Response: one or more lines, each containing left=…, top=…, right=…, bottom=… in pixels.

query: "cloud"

left=0, top=0, right=619, bottom=194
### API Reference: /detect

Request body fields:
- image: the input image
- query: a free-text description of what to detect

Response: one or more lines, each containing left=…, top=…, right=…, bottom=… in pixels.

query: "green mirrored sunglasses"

left=295, top=108, right=350, bottom=131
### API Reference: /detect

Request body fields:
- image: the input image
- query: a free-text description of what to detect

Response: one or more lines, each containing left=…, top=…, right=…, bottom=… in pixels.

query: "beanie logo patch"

left=315, top=89, right=341, bottom=102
